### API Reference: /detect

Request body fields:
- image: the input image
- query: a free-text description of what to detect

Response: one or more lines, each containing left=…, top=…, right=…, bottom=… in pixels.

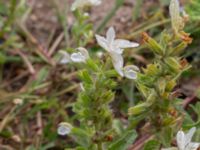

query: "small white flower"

left=84, top=12, right=90, bottom=17
left=123, top=65, right=139, bottom=80
left=71, top=47, right=89, bottom=63
left=57, top=122, right=73, bottom=136
left=59, top=50, right=71, bottom=64
left=110, top=53, right=139, bottom=79
left=95, top=27, right=139, bottom=54
left=95, top=27, right=139, bottom=79
left=13, top=98, right=23, bottom=105
left=176, top=127, right=200, bottom=150
left=59, top=47, right=89, bottom=64
left=169, top=0, right=183, bottom=32
left=71, top=0, right=102, bottom=11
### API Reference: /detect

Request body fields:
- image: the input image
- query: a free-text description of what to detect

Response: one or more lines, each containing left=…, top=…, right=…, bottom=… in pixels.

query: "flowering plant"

left=57, top=0, right=200, bottom=149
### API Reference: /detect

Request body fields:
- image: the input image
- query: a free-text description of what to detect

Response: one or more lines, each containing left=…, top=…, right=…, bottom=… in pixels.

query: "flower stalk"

left=128, top=0, right=193, bottom=146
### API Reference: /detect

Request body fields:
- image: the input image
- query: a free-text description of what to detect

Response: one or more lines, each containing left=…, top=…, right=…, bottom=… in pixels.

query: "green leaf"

left=159, top=0, right=170, bottom=6
left=164, top=57, right=181, bottom=73
left=29, top=67, right=49, bottom=91
left=108, top=130, right=137, bottom=150
left=0, top=2, right=8, bottom=15
left=112, top=119, right=124, bottom=135
left=116, top=0, right=124, bottom=6
left=190, top=102, right=200, bottom=120
left=143, top=140, right=160, bottom=150
left=79, top=70, right=93, bottom=84
left=157, top=127, right=173, bottom=147
left=71, top=127, right=91, bottom=147
left=86, top=59, right=99, bottom=72
left=65, top=147, right=86, bottom=150
left=132, top=0, right=144, bottom=21
left=128, top=103, right=149, bottom=116
left=143, top=33, right=164, bottom=55
left=0, top=52, right=6, bottom=64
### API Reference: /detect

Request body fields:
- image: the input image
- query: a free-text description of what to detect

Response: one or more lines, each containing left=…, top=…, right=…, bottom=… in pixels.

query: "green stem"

left=126, top=18, right=170, bottom=39
left=6, top=56, right=43, bottom=63
left=51, top=0, right=69, bottom=47
left=96, top=0, right=125, bottom=33
left=97, top=142, right=103, bottom=150
left=0, top=0, right=17, bottom=37
left=132, top=0, right=144, bottom=21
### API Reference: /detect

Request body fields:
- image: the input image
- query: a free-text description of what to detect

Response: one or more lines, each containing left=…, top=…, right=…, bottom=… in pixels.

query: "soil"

left=26, top=0, right=138, bottom=45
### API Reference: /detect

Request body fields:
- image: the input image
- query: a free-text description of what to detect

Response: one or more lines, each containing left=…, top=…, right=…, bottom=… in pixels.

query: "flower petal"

left=176, top=131, right=186, bottom=150
left=185, top=127, right=196, bottom=146
left=110, top=44, right=124, bottom=54
left=124, top=69, right=137, bottom=80
left=115, top=39, right=139, bottom=49
left=71, top=52, right=86, bottom=62
left=124, top=65, right=139, bottom=80
left=77, top=47, right=89, bottom=59
left=95, top=34, right=109, bottom=51
left=59, top=50, right=71, bottom=64
left=71, top=0, right=101, bottom=11
left=106, top=27, right=115, bottom=44
left=89, top=0, right=102, bottom=5
left=186, top=142, right=200, bottom=150
left=71, top=0, right=84, bottom=11
left=110, top=52, right=124, bottom=77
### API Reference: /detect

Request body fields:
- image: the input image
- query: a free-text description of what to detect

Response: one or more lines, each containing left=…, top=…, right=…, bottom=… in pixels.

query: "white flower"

left=109, top=54, right=139, bottom=79
left=71, top=0, right=102, bottom=11
left=59, top=50, right=71, bottom=64
left=57, top=122, right=73, bottom=136
left=13, top=98, right=23, bottom=105
left=123, top=65, right=139, bottom=80
left=95, top=27, right=139, bottom=78
left=71, top=47, right=89, bottom=63
left=176, top=127, right=200, bottom=150
left=169, top=0, right=183, bottom=32
left=59, top=47, right=89, bottom=64
left=95, top=27, right=139, bottom=54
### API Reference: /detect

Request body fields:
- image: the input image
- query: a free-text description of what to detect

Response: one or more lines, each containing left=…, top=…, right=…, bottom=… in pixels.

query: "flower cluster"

left=57, top=0, right=199, bottom=149
left=60, top=27, right=140, bottom=80
left=95, top=27, right=140, bottom=79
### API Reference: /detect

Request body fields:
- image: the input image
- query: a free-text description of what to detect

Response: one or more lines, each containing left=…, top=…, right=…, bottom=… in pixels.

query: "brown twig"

left=36, top=111, right=43, bottom=135
left=183, top=94, right=196, bottom=109
left=48, top=32, right=64, bottom=56
left=0, top=71, right=29, bottom=88
left=17, top=22, right=56, bottom=66
left=129, top=134, right=154, bottom=150
left=16, top=49, right=36, bottom=75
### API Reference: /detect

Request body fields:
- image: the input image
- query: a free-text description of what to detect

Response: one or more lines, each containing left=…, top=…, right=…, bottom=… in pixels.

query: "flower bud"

left=57, top=122, right=73, bottom=136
